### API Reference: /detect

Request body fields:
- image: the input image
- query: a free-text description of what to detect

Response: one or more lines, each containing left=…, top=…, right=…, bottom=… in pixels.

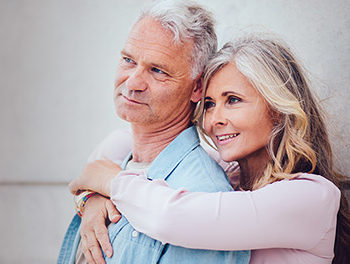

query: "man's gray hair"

left=138, top=0, right=217, bottom=79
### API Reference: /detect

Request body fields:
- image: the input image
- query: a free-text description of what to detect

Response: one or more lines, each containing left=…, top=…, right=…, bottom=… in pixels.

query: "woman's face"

left=204, top=62, right=273, bottom=164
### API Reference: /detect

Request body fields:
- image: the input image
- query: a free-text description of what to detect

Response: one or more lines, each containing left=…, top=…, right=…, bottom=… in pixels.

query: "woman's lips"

left=216, top=133, right=240, bottom=145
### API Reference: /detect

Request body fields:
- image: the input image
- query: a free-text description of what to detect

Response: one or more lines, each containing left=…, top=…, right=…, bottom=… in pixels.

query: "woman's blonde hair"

left=194, top=34, right=350, bottom=263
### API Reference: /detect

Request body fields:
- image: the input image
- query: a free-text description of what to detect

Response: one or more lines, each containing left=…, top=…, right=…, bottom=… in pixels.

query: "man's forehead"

left=129, top=16, right=173, bottom=41
left=126, top=17, right=180, bottom=52
left=122, top=17, right=194, bottom=73
left=124, top=32, right=177, bottom=57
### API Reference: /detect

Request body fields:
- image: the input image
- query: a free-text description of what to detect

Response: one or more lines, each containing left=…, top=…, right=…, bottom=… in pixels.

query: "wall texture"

left=0, top=0, right=349, bottom=263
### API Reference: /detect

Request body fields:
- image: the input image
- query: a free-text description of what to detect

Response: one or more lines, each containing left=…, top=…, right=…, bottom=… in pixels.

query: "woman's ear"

left=190, top=75, right=203, bottom=103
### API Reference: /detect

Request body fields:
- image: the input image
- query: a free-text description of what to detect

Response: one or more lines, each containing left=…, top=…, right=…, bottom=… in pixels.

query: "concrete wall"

left=0, top=0, right=349, bottom=262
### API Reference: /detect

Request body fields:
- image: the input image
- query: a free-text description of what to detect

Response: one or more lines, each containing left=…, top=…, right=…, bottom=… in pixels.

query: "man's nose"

left=125, top=67, right=147, bottom=91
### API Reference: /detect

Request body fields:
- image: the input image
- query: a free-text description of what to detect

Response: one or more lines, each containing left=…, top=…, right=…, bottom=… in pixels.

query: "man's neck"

left=131, top=115, right=192, bottom=163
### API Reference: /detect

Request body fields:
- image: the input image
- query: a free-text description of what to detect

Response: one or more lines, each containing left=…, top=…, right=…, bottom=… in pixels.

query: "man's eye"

left=123, top=57, right=135, bottom=64
left=227, top=96, right=240, bottom=105
left=204, top=101, right=215, bottom=110
left=151, top=67, right=166, bottom=75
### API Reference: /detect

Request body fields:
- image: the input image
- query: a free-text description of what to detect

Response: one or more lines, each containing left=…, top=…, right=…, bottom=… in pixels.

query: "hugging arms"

left=68, top=35, right=350, bottom=264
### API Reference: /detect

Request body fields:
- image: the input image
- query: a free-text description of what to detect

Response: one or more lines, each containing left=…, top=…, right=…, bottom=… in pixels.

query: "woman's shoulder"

left=292, top=173, right=340, bottom=193
left=274, top=172, right=340, bottom=193
left=290, top=174, right=341, bottom=254
left=256, top=173, right=341, bottom=212
left=261, top=173, right=341, bottom=236
left=279, top=173, right=341, bottom=210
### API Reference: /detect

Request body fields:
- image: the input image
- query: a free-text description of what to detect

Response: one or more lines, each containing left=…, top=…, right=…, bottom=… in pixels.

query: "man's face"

left=114, top=16, right=199, bottom=127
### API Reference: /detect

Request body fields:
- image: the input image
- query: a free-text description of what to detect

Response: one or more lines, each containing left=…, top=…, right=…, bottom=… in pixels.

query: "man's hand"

left=69, top=159, right=122, bottom=196
left=80, top=194, right=121, bottom=264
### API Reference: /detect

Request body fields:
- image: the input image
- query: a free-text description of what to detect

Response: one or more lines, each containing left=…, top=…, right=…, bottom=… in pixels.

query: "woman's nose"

left=210, top=107, right=228, bottom=127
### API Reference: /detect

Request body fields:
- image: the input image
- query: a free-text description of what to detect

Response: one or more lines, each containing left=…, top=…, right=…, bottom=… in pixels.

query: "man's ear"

left=190, top=75, right=203, bottom=103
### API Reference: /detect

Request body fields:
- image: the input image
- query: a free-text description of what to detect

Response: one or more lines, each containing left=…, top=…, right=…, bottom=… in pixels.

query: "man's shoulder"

left=168, top=145, right=233, bottom=192
left=183, top=144, right=222, bottom=169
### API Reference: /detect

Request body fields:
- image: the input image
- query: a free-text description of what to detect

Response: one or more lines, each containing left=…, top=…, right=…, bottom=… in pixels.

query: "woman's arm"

left=69, top=128, right=132, bottom=195
left=87, top=128, right=132, bottom=164
left=69, top=159, right=122, bottom=196
left=70, top=128, right=132, bottom=262
left=111, top=172, right=340, bottom=251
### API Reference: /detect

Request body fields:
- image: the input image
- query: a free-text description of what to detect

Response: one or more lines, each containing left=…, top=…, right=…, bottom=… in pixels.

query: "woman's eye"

left=227, top=96, right=240, bottom=105
left=204, top=101, right=215, bottom=110
left=151, top=67, right=166, bottom=75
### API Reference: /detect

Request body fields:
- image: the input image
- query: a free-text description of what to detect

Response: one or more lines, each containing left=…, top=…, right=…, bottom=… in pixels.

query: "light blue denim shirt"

left=58, top=126, right=250, bottom=264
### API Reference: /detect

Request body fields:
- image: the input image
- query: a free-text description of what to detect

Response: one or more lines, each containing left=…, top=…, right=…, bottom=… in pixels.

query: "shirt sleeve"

left=87, top=127, right=132, bottom=165
left=110, top=172, right=340, bottom=251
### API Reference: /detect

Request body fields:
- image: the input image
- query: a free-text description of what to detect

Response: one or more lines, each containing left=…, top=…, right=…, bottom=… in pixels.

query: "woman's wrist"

left=102, top=178, right=112, bottom=197
left=74, top=190, right=97, bottom=217
left=102, top=169, right=122, bottom=197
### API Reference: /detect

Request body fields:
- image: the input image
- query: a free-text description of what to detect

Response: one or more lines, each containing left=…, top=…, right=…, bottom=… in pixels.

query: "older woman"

left=70, top=35, right=350, bottom=264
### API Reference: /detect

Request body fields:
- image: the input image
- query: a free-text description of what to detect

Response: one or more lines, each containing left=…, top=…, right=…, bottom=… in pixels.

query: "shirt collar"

left=121, top=126, right=200, bottom=180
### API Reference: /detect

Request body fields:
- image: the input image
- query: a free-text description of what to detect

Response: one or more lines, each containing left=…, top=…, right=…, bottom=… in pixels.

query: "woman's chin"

left=219, top=152, right=236, bottom=163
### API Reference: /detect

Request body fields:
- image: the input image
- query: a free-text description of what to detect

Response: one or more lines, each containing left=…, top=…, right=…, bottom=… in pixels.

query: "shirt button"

left=131, top=230, right=139, bottom=238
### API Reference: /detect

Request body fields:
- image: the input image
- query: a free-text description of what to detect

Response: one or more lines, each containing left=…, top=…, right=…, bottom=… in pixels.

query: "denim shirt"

left=58, top=126, right=250, bottom=264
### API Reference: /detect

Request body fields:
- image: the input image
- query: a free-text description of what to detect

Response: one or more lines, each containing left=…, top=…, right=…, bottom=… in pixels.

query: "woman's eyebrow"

left=222, top=91, right=244, bottom=97
left=204, top=91, right=244, bottom=100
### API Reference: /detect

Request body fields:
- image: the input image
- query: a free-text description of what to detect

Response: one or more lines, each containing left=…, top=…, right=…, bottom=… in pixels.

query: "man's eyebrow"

left=204, top=96, right=213, bottom=100
left=120, top=50, right=172, bottom=74
left=150, top=62, right=171, bottom=73
left=121, top=50, right=133, bottom=58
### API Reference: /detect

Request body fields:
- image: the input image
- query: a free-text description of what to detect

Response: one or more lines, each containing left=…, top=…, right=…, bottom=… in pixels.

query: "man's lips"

left=215, top=133, right=240, bottom=145
left=122, top=95, right=145, bottom=105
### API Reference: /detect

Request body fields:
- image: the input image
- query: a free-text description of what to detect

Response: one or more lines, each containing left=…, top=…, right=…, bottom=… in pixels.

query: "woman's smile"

left=204, top=61, right=273, bottom=163
left=215, top=133, right=240, bottom=145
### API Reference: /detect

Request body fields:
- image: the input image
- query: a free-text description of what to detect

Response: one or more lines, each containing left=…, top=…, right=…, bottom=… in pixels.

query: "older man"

left=58, top=1, right=250, bottom=264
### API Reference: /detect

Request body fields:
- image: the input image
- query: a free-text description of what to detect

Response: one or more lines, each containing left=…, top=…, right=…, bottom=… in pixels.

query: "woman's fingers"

left=106, top=199, right=122, bottom=223
left=94, top=219, right=113, bottom=258
left=80, top=195, right=111, bottom=263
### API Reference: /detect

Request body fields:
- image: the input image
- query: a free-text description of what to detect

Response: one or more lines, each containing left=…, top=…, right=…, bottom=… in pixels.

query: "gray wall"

left=0, top=0, right=349, bottom=263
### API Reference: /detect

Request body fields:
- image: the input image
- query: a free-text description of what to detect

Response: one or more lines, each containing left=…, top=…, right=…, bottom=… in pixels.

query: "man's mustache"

left=115, top=83, right=149, bottom=104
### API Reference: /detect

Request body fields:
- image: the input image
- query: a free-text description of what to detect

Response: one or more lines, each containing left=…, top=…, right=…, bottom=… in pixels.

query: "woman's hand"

left=69, top=159, right=122, bottom=197
left=80, top=194, right=121, bottom=263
